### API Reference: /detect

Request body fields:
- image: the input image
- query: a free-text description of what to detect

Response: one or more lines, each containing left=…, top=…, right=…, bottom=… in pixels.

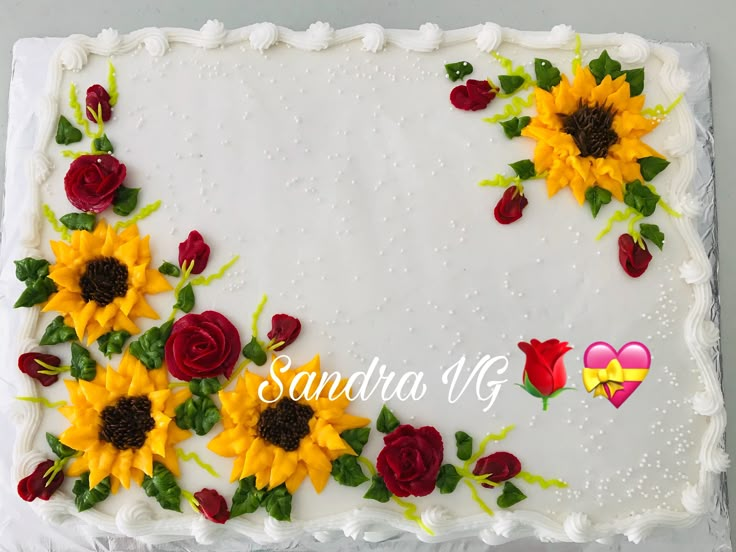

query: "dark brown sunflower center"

left=257, top=398, right=314, bottom=452
left=99, top=396, right=155, bottom=450
left=561, top=102, right=619, bottom=158
left=79, top=256, right=129, bottom=306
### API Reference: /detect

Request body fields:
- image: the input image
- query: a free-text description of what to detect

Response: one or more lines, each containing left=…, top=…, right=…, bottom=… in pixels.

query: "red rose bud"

left=85, top=84, right=112, bottom=122
left=178, top=231, right=211, bottom=275
left=494, top=186, right=528, bottom=224
left=473, top=452, right=522, bottom=488
left=450, top=79, right=497, bottom=111
left=165, top=311, right=241, bottom=381
left=64, top=154, right=126, bottom=213
left=194, top=488, right=229, bottom=524
left=267, top=314, right=302, bottom=351
left=618, top=233, right=652, bottom=278
left=17, top=460, right=63, bottom=502
left=18, top=352, right=61, bottom=387
left=376, top=425, right=443, bottom=497
left=518, top=339, right=572, bottom=410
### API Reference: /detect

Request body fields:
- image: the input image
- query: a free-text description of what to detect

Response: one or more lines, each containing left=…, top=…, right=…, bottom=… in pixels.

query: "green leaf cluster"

left=376, top=405, right=400, bottom=434
left=242, top=336, right=267, bottom=366
left=73, top=472, right=111, bottom=512
left=56, top=116, right=82, bottom=145
left=230, top=476, right=292, bottom=521
left=70, top=342, right=97, bottom=381
left=39, top=316, right=76, bottom=346
left=444, top=61, right=473, bottom=82
left=60, top=212, right=96, bottom=231
left=112, top=186, right=140, bottom=217
left=13, top=257, right=56, bottom=308
left=534, top=58, right=561, bottom=91
left=97, top=330, right=130, bottom=358
left=174, top=395, right=221, bottom=435
left=588, top=50, right=645, bottom=96
left=499, top=116, right=530, bottom=139
left=129, top=320, right=174, bottom=369
left=142, top=462, right=182, bottom=512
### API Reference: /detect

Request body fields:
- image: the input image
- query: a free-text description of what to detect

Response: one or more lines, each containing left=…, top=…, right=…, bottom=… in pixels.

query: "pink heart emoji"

left=583, top=341, right=651, bottom=408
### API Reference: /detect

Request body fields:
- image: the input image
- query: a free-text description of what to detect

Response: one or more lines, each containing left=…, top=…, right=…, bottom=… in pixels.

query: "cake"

left=2, top=21, right=726, bottom=546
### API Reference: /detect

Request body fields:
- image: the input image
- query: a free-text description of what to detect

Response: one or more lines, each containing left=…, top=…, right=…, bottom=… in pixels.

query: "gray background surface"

left=2, top=0, right=734, bottom=549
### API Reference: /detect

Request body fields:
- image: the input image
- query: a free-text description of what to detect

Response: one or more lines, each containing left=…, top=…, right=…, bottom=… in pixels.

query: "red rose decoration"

left=473, top=452, right=522, bottom=488
left=618, top=233, right=652, bottom=278
left=267, top=314, right=301, bottom=351
left=86, top=84, right=112, bottom=122
left=494, top=186, right=529, bottom=224
left=450, top=79, right=497, bottom=111
left=518, top=338, right=572, bottom=411
left=165, top=311, right=241, bottom=381
left=376, top=425, right=443, bottom=497
left=64, top=154, right=127, bottom=213
left=178, top=231, right=211, bottom=275
left=194, top=488, right=229, bottom=524
left=17, top=460, right=63, bottom=502
left=18, top=352, right=61, bottom=387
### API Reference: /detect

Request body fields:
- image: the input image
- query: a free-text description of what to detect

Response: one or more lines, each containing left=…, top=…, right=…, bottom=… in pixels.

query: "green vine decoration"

left=114, top=200, right=162, bottom=231
left=42, top=204, right=71, bottom=241
left=482, top=93, right=535, bottom=124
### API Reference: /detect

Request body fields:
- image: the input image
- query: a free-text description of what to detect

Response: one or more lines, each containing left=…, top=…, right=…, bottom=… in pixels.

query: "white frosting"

left=6, top=21, right=724, bottom=547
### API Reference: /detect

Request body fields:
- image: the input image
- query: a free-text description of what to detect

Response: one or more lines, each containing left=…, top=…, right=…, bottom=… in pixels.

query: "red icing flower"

left=473, top=452, right=522, bottom=488
left=450, top=79, right=497, bottom=111
left=86, top=84, right=112, bottom=122
left=64, top=154, right=126, bottom=213
left=618, top=234, right=652, bottom=278
left=194, top=488, right=229, bottom=524
left=494, top=186, right=529, bottom=224
left=17, top=460, right=63, bottom=502
left=178, top=231, right=211, bottom=275
left=18, top=352, right=61, bottom=387
left=267, top=314, right=301, bottom=351
left=518, top=338, right=572, bottom=410
left=165, top=311, right=241, bottom=381
left=376, top=425, right=443, bottom=497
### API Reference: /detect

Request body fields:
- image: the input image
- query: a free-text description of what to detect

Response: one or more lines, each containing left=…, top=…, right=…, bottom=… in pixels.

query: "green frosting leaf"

left=436, top=464, right=462, bottom=494
left=60, top=212, right=96, bottom=231
left=97, top=330, right=131, bottom=358
left=189, top=377, right=222, bottom=396
left=622, top=68, right=645, bottom=96
left=70, top=342, right=97, bottom=381
left=637, top=156, right=670, bottom=181
left=55, top=116, right=83, bottom=145
left=174, top=283, right=195, bottom=313
left=73, top=472, right=111, bottom=512
left=230, top=475, right=266, bottom=519
left=584, top=186, right=613, bottom=218
left=158, top=261, right=181, bottom=277
left=640, top=223, right=665, bottom=250
left=129, top=320, right=174, bottom=370
left=46, top=432, right=77, bottom=459
left=242, top=336, right=267, bottom=366
left=444, top=61, right=473, bottom=82
left=175, top=395, right=221, bottom=436
left=589, top=50, right=622, bottom=83
left=534, top=58, right=561, bottom=91
left=39, top=316, right=77, bottom=346
left=455, top=431, right=473, bottom=461
left=363, top=474, right=391, bottom=503
left=497, top=481, right=527, bottom=508
left=498, top=75, right=525, bottom=94
left=112, top=186, right=140, bottom=217
left=624, top=180, right=660, bottom=217
left=331, top=454, right=369, bottom=487
left=142, top=462, right=182, bottom=512
left=93, top=134, right=114, bottom=153
left=14, top=257, right=50, bottom=283
left=262, top=484, right=292, bottom=521
left=376, top=405, right=400, bottom=434
left=509, top=159, right=536, bottom=180
left=340, top=427, right=371, bottom=455
left=499, top=116, right=531, bottom=139
left=14, top=277, right=56, bottom=308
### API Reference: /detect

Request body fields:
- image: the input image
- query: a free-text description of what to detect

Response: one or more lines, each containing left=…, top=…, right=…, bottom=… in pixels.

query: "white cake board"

left=0, top=38, right=728, bottom=552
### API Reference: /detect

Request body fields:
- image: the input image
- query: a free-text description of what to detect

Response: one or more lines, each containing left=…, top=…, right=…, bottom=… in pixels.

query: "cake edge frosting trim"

left=9, top=23, right=725, bottom=545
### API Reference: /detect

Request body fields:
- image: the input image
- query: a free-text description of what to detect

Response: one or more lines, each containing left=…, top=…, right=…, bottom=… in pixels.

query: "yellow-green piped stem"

left=114, top=200, right=162, bottom=231
left=479, top=174, right=521, bottom=188
left=642, top=94, right=682, bottom=120
left=180, top=489, right=200, bottom=512
left=491, top=51, right=534, bottom=84
left=69, top=83, right=93, bottom=138
left=176, top=448, right=220, bottom=478
left=43, top=204, right=71, bottom=241
left=466, top=425, right=515, bottom=466
left=596, top=207, right=636, bottom=241
left=60, top=150, right=90, bottom=159
left=516, top=471, right=568, bottom=489
left=646, top=183, right=682, bottom=218
left=249, top=293, right=268, bottom=337
left=391, top=496, right=435, bottom=536
left=168, top=260, right=195, bottom=320
left=107, top=61, right=119, bottom=106
left=464, top=479, right=495, bottom=517
left=357, top=455, right=377, bottom=476
left=482, top=93, right=535, bottom=124
left=572, top=34, right=582, bottom=73
left=16, top=396, right=67, bottom=409
left=190, top=255, right=240, bottom=287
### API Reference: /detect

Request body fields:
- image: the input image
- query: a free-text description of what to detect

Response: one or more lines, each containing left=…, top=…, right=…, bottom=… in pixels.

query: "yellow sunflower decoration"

left=521, top=66, right=662, bottom=204
left=209, top=355, right=370, bottom=494
left=59, top=351, right=191, bottom=492
left=43, top=221, right=172, bottom=344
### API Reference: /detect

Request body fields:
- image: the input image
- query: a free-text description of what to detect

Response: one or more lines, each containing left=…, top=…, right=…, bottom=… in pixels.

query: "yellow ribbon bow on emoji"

left=582, top=358, right=625, bottom=398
